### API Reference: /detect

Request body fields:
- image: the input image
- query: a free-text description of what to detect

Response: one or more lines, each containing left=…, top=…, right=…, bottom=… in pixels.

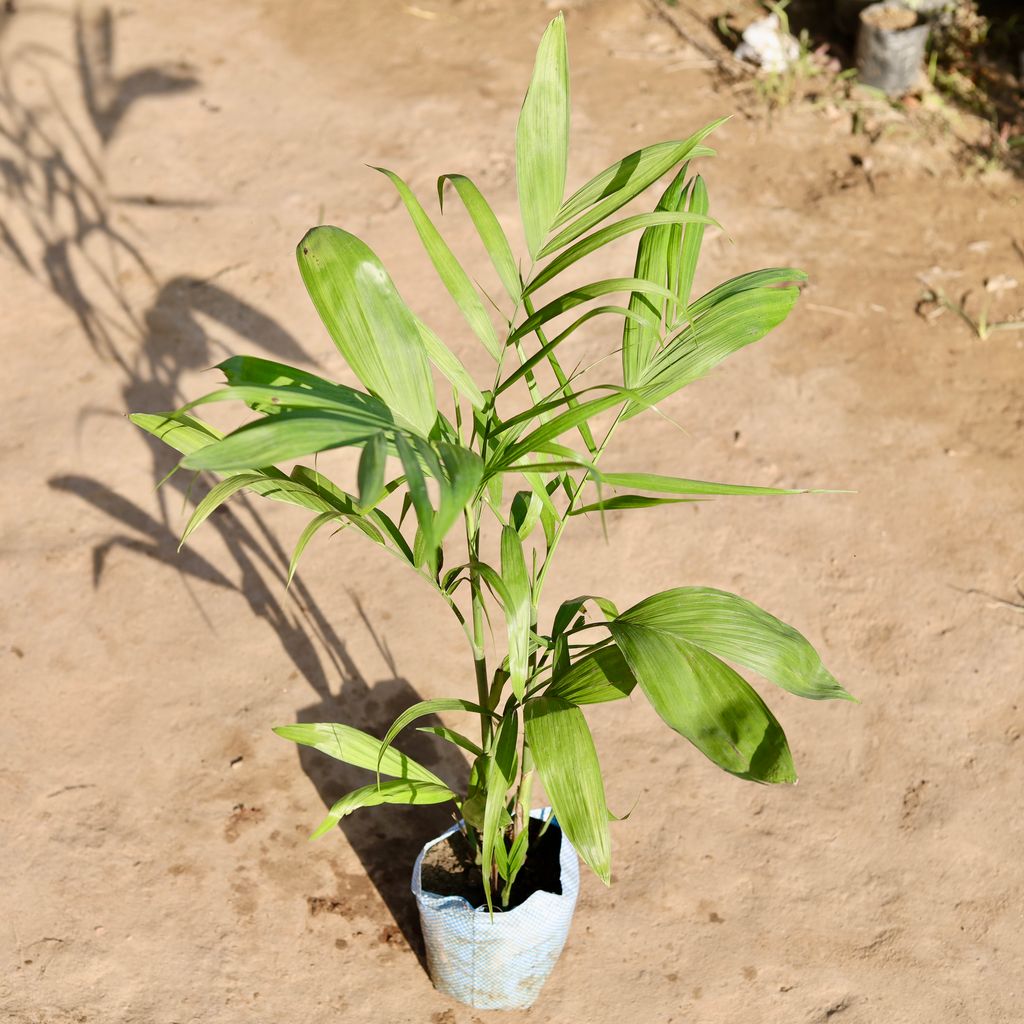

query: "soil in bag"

left=420, top=817, right=563, bottom=910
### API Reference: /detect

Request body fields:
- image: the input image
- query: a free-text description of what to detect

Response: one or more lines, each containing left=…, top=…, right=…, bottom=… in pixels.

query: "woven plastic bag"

left=411, top=808, right=579, bottom=1010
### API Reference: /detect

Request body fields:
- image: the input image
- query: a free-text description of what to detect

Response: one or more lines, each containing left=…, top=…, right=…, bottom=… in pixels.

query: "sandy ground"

left=2, top=1, right=1024, bottom=1022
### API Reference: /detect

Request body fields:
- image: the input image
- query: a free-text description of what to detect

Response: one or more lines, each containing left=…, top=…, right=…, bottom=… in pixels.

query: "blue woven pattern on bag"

left=411, top=808, right=580, bottom=1010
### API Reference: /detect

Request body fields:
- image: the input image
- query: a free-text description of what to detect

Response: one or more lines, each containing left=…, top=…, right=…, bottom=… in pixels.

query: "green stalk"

left=464, top=503, right=493, bottom=748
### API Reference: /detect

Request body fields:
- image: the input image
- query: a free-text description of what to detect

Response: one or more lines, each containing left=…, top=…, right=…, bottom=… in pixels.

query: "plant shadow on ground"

left=3, top=2, right=463, bottom=972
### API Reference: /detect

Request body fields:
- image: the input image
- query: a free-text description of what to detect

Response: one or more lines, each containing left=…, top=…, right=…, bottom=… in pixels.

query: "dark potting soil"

left=420, top=817, right=563, bottom=911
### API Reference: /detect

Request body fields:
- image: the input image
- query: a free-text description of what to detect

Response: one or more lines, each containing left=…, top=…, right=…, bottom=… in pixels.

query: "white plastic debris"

left=735, top=14, right=800, bottom=73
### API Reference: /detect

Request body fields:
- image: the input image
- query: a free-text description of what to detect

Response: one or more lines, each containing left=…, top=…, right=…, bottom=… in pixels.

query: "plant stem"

left=465, top=503, right=493, bottom=748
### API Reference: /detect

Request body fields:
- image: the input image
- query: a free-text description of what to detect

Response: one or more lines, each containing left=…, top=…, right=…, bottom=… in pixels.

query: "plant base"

left=411, top=808, right=579, bottom=1010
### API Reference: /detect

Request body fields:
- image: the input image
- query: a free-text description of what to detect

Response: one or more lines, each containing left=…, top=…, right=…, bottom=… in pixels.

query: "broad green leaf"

left=438, top=173, right=522, bottom=303
left=378, top=697, right=491, bottom=775
left=376, top=167, right=501, bottom=359
left=296, top=225, right=436, bottom=435
left=548, top=645, right=637, bottom=704
left=626, top=285, right=802, bottom=416
left=541, top=121, right=724, bottom=256
left=609, top=622, right=796, bottom=782
left=501, top=526, right=532, bottom=701
left=525, top=210, right=717, bottom=296
left=179, top=473, right=264, bottom=547
left=482, top=713, right=519, bottom=908
left=599, top=472, right=821, bottom=497
left=288, top=510, right=343, bottom=585
left=273, top=722, right=445, bottom=785
left=516, top=13, right=570, bottom=259
left=310, top=780, right=455, bottom=840
left=357, top=432, right=387, bottom=510
left=524, top=696, right=612, bottom=883
left=416, top=725, right=485, bottom=758
left=619, top=587, right=851, bottom=700
left=415, top=318, right=486, bottom=410
left=571, top=495, right=703, bottom=515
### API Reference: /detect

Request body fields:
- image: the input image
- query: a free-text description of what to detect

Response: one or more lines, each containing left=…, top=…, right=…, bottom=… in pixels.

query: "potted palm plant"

left=131, top=13, right=851, bottom=1011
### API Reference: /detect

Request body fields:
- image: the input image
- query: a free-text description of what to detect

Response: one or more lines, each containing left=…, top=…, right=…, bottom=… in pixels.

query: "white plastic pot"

left=411, top=808, right=579, bottom=1010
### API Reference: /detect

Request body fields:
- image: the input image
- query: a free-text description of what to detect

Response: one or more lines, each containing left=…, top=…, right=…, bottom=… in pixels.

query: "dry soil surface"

left=2, top=2, right=1023, bottom=1023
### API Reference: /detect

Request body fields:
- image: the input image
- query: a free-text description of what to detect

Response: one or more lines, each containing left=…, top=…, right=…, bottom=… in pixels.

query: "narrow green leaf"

left=181, top=409, right=392, bottom=472
left=310, top=780, right=455, bottom=840
left=129, top=412, right=221, bottom=456
left=296, top=225, right=436, bottom=435
left=516, top=13, right=570, bottom=259
left=524, top=696, right=612, bottom=884
left=394, top=432, right=435, bottom=562
left=437, top=173, right=522, bottom=303
left=674, top=174, right=708, bottom=318
left=482, top=713, right=520, bottom=909
left=622, top=167, right=689, bottom=387
left=619, top=587, right=851, bottom=701
left=416, top=725, right=485, bottom=759
left=571, top=495, right=703, bottom=515
left=273, top=722, right=445, bottom=784
left=378, top=698, right=491, bottom=775
left=541, top=121, right=724, bottom=256
left=525, top=210, right=717, bottom=296
left=501, top=526, right=532, bottom=701
left=610, top=622, right=796, bottom=782
left=357, top=433, right=387, bottom=510
left=626, top=285, right=802, bottom=417
left=600, top=472, right=821, bottom=497
left=376, top=167, right=501, bottom=359
left=179, top=473, right=264, bottom=547
left=288, top=511, right=343, bottom=586
left=415, top=318, right=486, bottom=410
left=433, top=442, right=485, bottom=542
left=509, top=277, right=677, bottom=344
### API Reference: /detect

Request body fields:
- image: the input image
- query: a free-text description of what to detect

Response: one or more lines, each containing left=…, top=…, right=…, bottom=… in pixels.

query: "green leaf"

left=517, top=13, right=570, bottom=259
left=377, top=698, right=491, bottom=776
left=416, top=726, right=485, bottom=759
left=394, top=432, right=435, bottom=564
left=179, top=473, right=264, bottom=547
left=609, top=621, right=796, bottom=782
left=547, top=645, right=637, bottom=704
left=129, top=412, right=222, bottom=456
left=524, top=696, right=611, bottom=883
left=571, top=495, right=703, bottom=515
left=500, top=525, right=532, bottom=701
left=434, top=442, right=485, bottom=542
left=217, top=354, right=347, bottom=393
left=622, top=167, right=690, bottom=387
left=509, top=277, right=677, bottom=344
left=437, top=173, right=522, bottom=303
left=357, top=433, right=387, bottom=510
left=599, top=472, right=821, bottom=497
left=181, top=408, right=393, bottom=472
left=625, top=285, right=802, bottom=417
left=288, top=510, right=343, bottom=585
left=619, top=587, right=851, bottom=701
left=310, top=780, right=455, bottom=840
left=415, top=318, right=486, bottom=410
left=525, top=210, right=717, bottom=296
left=296, top=225, right=437, bottom=435
left=273, top=722, right=445, bottom=785
left=541, top=121, right=724, bottom=256
left=376, top=166, right=501, bottom=359
left=673, top=174, right=708, bottom=320
left=482, top=713, right=519, bottom=908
